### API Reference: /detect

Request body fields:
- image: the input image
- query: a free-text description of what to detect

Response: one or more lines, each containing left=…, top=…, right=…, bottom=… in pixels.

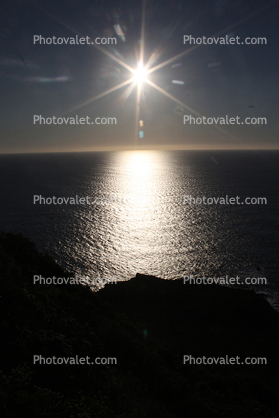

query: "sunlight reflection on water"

left=0, top=150, right=278, bottom=310
left=66, top=151, right=248, bottom=283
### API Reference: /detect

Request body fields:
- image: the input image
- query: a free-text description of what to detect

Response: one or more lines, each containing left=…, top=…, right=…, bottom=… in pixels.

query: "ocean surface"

left=0, top=150, right=278, bottom=310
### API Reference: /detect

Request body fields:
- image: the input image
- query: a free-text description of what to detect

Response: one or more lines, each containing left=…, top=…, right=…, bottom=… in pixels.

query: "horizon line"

left=1, top=146, right=279, bottom=155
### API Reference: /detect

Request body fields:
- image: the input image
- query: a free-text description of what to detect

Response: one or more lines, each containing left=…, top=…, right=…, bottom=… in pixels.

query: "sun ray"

left=144, top=45, right=164, bottom=71
left=2, top=78, right=136, bottom=147
left=146, top=0, right=277, bottom=75
left=60, top=78, right=135, bottom=116
left=132, top=0, right=147, bottom=146
left=134, top=83, right=142, bottom=147
left=146, top=45, right=199, bottom=75
left=116, top=82, right=137, bottom=106
left=30, top=1, right=135, bottom=74
left=145, top=79, right=202, bottom=117
left=140, top=0, right=147, bottom=64
left=145, top=79, right=243, bottom=145
left=1, top=78, right=135, bottom=150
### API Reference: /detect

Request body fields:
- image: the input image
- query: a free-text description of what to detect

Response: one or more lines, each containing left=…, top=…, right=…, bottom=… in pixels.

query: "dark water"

left=0, top=150, right=278, bottom=310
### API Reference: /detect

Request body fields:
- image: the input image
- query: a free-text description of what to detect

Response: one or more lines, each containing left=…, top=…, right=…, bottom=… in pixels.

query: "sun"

left=132, top=62, right=147, bottom=84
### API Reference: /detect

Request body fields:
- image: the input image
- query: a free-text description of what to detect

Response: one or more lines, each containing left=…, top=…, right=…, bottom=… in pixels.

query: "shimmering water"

left=0, top=150, right=278, bottom=309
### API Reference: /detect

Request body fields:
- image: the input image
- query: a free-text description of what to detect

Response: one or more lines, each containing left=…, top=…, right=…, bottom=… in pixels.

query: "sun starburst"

left=132, top=62, right=148, bottom=84
left=30, top=0, right=259, bottom=149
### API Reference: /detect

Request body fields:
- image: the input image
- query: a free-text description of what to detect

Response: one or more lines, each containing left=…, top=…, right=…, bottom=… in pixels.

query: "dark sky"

left=1, top=0, right=278, bottom=153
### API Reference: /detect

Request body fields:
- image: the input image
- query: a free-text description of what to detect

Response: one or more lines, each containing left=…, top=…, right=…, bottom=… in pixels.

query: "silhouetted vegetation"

left=1, top=232, right=279, bottom=417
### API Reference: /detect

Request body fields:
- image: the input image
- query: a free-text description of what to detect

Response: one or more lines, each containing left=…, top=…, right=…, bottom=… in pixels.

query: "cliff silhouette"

left=1, top=232, right=279, bottom=417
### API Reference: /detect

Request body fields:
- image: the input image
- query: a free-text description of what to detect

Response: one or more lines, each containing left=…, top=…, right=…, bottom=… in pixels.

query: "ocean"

left=0, top=150, right=278, bottom=310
